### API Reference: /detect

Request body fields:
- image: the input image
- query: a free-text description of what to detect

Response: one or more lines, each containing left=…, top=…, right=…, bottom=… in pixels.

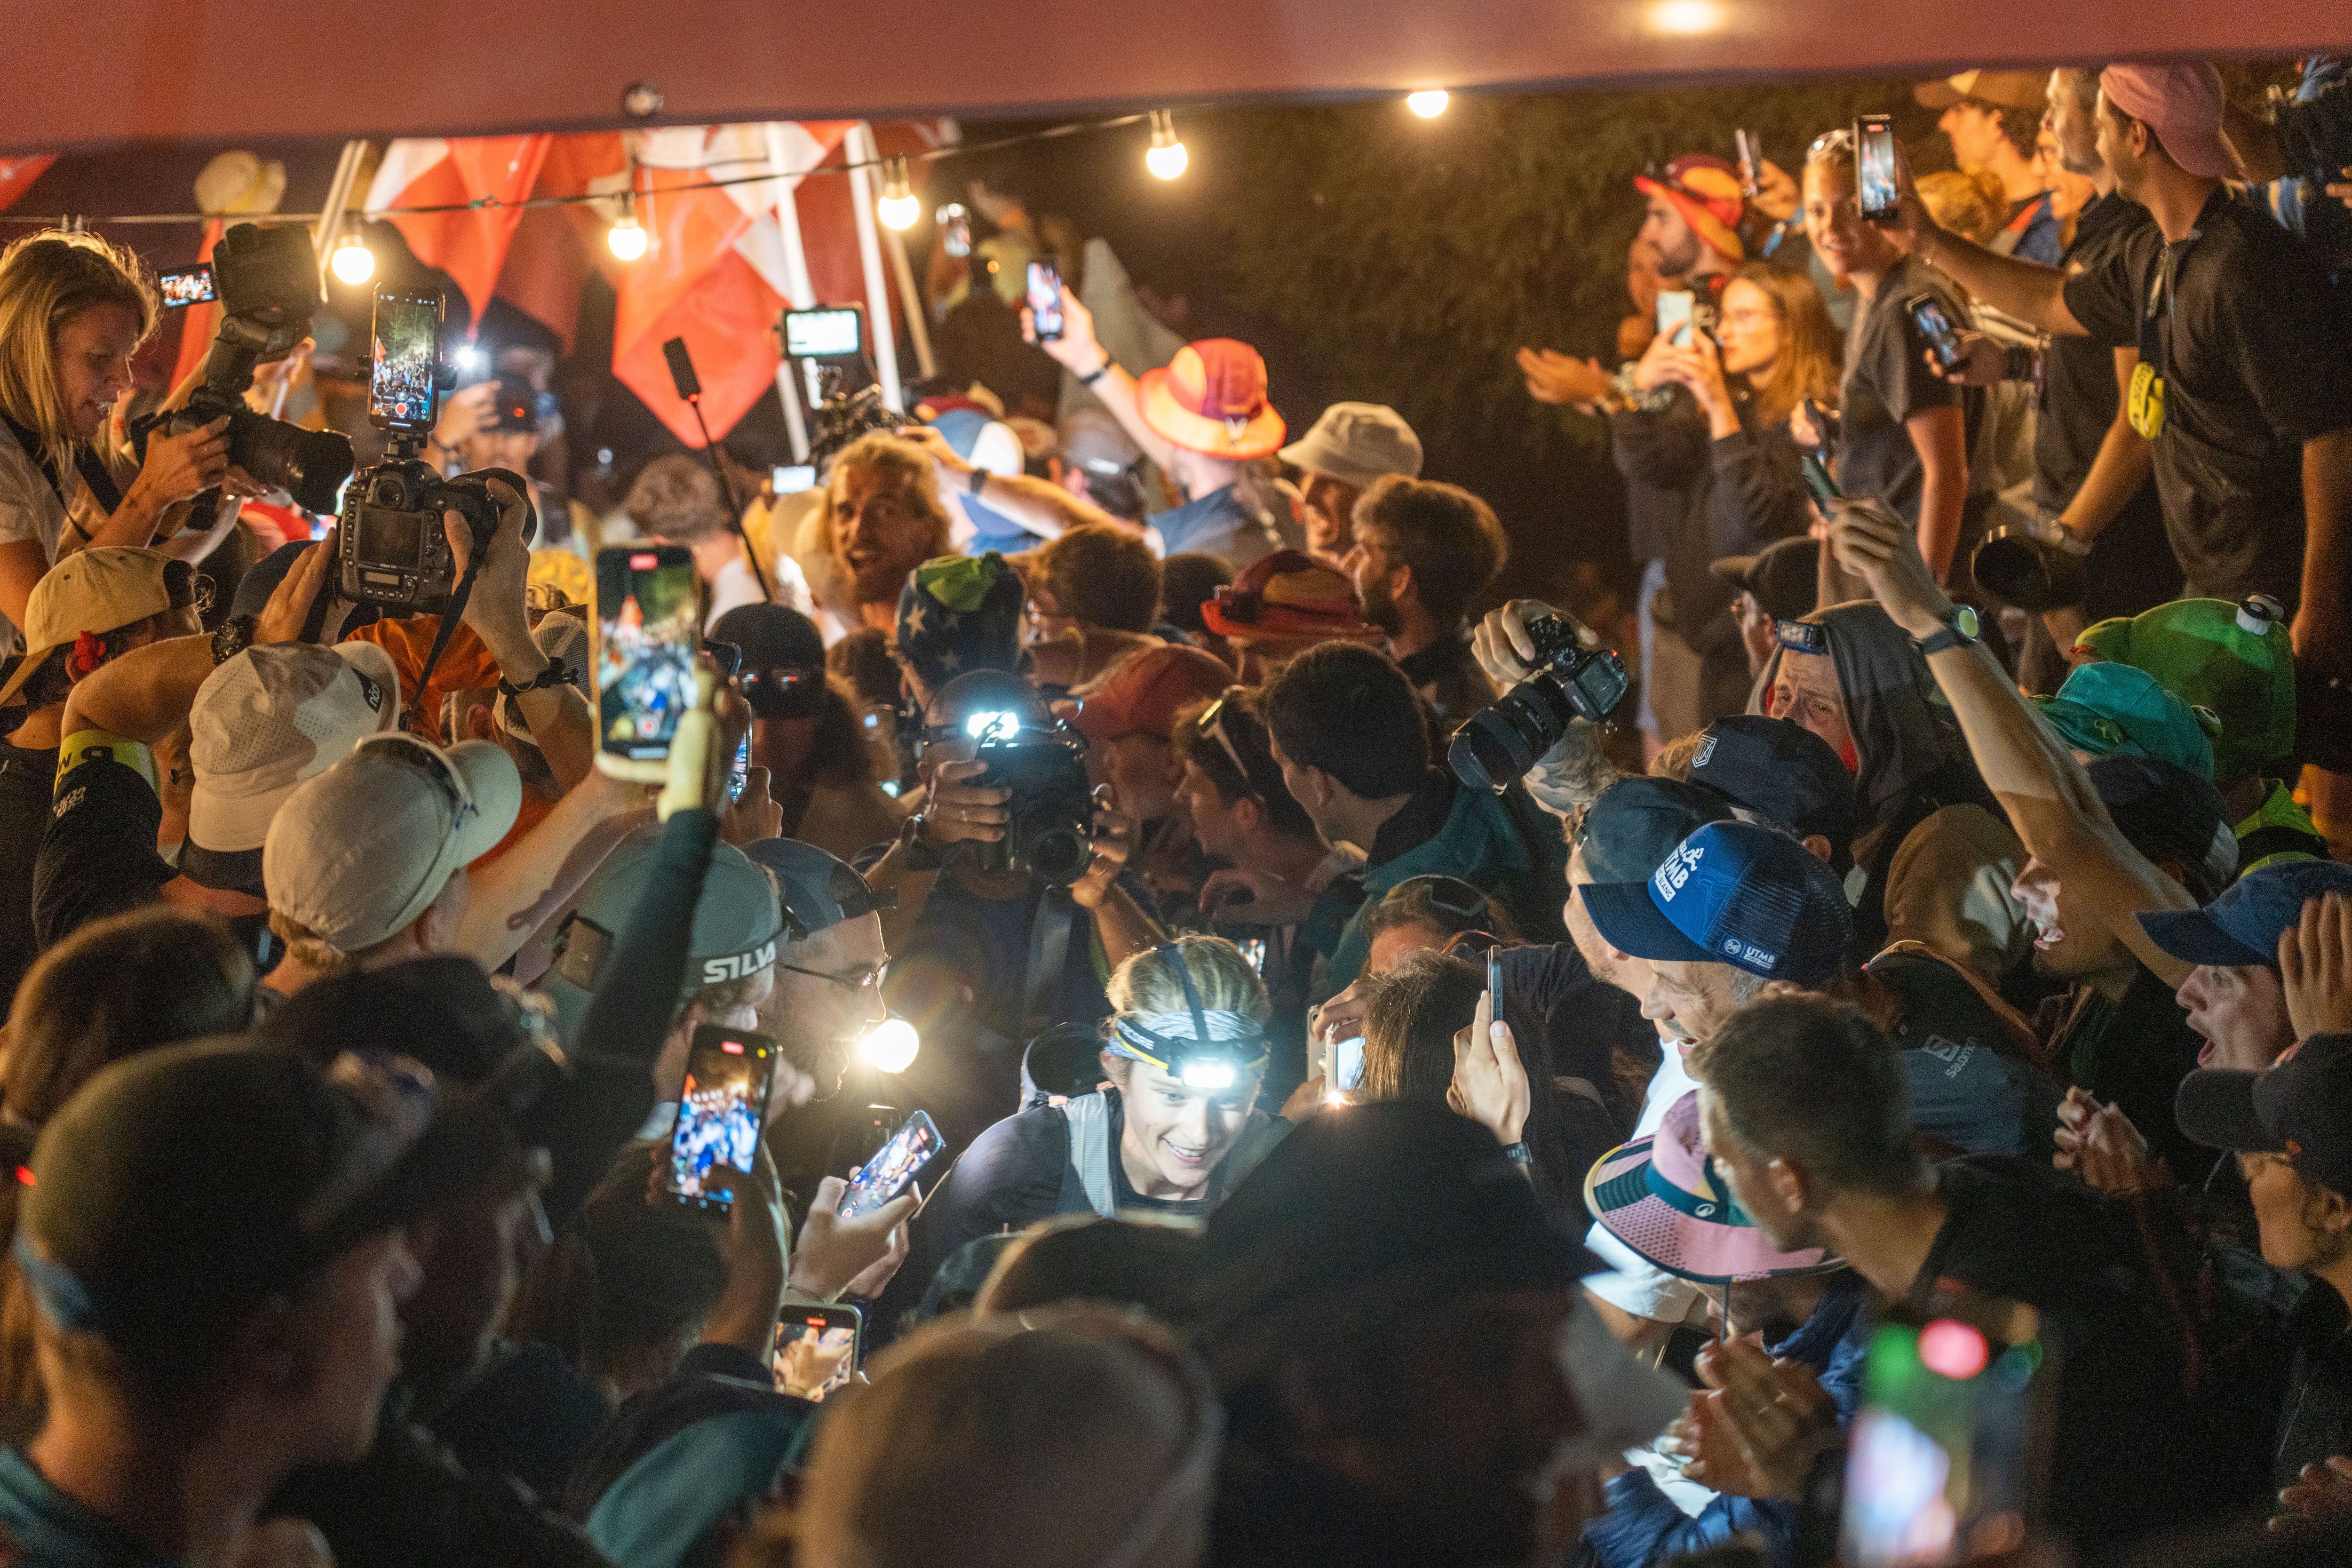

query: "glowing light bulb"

left=876, top=156, right=921, bottom=231
left=607, top=191, right=647, bottom=262
left=1146, top=110, right=1188, bottom=181
left=329, top=232, right=375, bottom=285
left=1645, top=0, right=1728, bottom=33
left=1406, top=89, right=1450, bottom=119
left=859, top=1017, right=920, bottom=1075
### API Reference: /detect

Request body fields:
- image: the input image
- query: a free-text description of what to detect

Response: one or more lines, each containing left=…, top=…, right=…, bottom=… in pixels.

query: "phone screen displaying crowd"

left=839, top=1110, right=942, bottom=1220
left=596, top=546, right=699, bottom=762
left=665, top=1027, right=778, bottom=1212
left=369, top=292, right=441, bottom=430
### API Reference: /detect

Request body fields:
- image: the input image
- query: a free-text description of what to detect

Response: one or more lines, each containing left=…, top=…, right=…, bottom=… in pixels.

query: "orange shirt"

left=346, top=616, right=500, bottom=744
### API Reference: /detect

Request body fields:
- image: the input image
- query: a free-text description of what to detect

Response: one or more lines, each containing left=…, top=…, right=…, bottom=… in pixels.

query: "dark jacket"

left=1611, top=393, right=1750, bottom=724
left=2274, top=1277, right=2352, bottom=1492
left=1585, top=1276, right=1873, bottom=1568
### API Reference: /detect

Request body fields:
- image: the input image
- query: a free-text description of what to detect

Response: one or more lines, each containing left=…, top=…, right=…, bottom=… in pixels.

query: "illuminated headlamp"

left=1180, top=1059, right=1238, bottom=1090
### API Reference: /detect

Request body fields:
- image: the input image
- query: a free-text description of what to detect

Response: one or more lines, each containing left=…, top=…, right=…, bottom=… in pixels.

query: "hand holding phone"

left=1449, top=963, right=1529, bottom=1147
left=1734, top=129, right=1762, bottom=198
left=1854, top=115, right=1901, bottom=223
left=773, top=1305, right=863, bottom=1401
left=841, top=1110, right=942, bottom=1219
left=1027, top=258, right=1065, bottom=342
left=1655, top=290, right=1696, bottom=349
left=791, top=1171, right=919, bottom=1299
left=1904, top=293, right=1968, bottom=374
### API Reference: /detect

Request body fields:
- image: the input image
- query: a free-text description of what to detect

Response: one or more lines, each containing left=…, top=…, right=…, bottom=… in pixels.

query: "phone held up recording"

left=594, top=544, right=700, bottom=774
left=1905, top=292, right=1969, bottom=374
left=665, top=1025, right=781, bottom=1214
left=1855, top=114, right=1900, bottom=223
left=1027, top=257, right=1065, bottom=342
left=840, top=1110, right=943, bottom=1220
left=773, top=1304, right=863, bottom=1401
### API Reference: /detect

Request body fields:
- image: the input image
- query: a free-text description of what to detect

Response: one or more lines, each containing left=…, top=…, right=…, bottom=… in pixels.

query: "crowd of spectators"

left=0, top=52, right=2348, bottom=1568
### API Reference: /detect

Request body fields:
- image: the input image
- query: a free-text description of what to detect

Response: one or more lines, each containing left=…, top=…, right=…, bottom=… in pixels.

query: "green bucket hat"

left=2074, top=596, right=2293, bottom=782
left=2032, top=661, right=2218, bottom=780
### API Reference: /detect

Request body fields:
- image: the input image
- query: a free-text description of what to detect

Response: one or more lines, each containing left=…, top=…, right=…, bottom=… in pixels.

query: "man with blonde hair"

left=817, top=431, right=955, bottom=640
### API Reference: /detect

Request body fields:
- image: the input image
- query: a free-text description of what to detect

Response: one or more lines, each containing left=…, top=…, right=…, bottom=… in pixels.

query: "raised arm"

left=1827, top=500, right=2194, bottom=986
left=905, top=424, right=1131, bottom=545
left=450, top=474, right=594, bottom=790
left=1874, top=144, right=2087, bottom=338
left=1028, top=285, right=1179, bottom=475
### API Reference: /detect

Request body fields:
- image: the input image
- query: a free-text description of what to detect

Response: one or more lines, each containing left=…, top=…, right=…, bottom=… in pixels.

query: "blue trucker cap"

left=2138, top=859, right=2352, bottom=970
left=1579, top=819, right=1852, bottom=983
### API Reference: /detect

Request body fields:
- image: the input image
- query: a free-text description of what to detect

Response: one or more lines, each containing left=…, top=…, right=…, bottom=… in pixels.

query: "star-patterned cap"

left=895, top=551, right=1025, bottom=692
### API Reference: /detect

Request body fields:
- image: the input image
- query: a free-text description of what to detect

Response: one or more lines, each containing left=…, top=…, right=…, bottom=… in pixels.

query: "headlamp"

left=1180, top=1059, right=1237, bottom=1091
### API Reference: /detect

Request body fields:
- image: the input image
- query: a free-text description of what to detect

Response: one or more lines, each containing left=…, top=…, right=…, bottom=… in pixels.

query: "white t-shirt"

left=702, top=550, right=815, bottom=633
left=0, top=421, right=81, bottom=653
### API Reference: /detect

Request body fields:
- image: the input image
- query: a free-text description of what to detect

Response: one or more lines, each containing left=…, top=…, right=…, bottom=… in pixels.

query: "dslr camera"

left=805, top=367, right=907, bottom=478
left=1447, top=610, right=1630, bottom=793
left=337, top=286, right=535, bottom=612
left=970, top=715, right=1096, bottom=886
left=135, top=223, right=354, bottom=517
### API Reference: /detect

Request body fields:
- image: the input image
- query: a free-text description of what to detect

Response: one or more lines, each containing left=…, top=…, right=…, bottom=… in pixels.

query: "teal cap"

left=2033, top=661, right=2217, bottom=780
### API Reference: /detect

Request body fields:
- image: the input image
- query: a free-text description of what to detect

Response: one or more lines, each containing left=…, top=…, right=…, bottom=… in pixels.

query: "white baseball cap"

left=188, top=642, right=404, bottom=853
left=263, top=734, right=523, bottom=954
left=1276, top=403, right=1424, bottom=491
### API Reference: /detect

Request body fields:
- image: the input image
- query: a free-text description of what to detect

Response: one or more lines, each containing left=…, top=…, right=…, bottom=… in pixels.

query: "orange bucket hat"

left=1135, top=339, right=1287, bottom=460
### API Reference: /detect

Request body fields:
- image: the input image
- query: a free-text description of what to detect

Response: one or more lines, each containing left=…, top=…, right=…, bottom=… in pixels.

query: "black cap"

left=18, top=1041, right=441, bottom=1364
left=711, top=604, right=830, bottom=718
left=2177, top=1035, right=2352, bottom=1201
left=741, top=836, right=897, bottom=940
left=1574, top=775, right=1734, bottom=883
left=2084, top=756, right=2235, bottom=899
left=1686, top=715, right=1857, bottom=872
left=1710, top=536, right=1820, bottom=623
left=1194, top=1103, right=1598, bottom=1371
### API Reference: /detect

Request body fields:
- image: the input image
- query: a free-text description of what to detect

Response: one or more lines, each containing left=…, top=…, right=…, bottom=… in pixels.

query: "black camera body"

left=970, top=726, right=1096, bottom=886
left=143, top=224, right=353, bottom=516
left=805, top=367, right=906, bottom=477
left=336, top=455, right=535, bottom=613
left=1447, top=611, right=1630, bottom=794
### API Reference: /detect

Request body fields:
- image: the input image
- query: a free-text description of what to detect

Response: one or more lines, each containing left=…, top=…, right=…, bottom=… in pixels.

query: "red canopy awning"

left=7, top=0, right=2345, bottom=153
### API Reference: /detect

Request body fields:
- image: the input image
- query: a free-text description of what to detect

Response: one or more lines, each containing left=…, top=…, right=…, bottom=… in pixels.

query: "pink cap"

left=2101, top=64, right=2236, bottom=180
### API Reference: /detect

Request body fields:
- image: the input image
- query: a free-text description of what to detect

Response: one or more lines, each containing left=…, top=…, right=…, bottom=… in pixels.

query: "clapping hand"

left=1686, top=1338, right=1840, bottom=1500
left=2053, top=1087, right=2169, bottom=1194
left=2281, top=892, right=2352, bottom=1043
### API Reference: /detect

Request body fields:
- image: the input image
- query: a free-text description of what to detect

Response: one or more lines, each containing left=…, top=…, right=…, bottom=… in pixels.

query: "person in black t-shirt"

left=0, top=547, right=197, bottom=1005
left=1801, top=130, right=1974, bottom=588
left=1691, top=991, right=2258, bottom=1551
left=1887, top=63, right=2352, bottom=672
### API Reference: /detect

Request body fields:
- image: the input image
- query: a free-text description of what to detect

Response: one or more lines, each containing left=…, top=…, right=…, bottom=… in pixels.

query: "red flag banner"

left=364, top=135, right=553, bottom=327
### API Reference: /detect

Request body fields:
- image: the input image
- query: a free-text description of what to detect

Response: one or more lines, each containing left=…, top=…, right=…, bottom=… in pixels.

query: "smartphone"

left=1655, top=290, right=1695, bottom=349
left=1842, top=1298, right=2052, bottom=1567
left=1855, top=115, right=1900, bottom=223
left=665, top=1025, right=780, bottom=1213
left=159, top=264, right=215, bottom=308
left=1800, top=451, right=1843, bottom=512
left=728, top=733, right=751, bottom=802
left=840, top=1109, right=943, bottom=1220
left=937, top=203, right=972, bottom=259
left=1027, top=258, right=1065, bottom=342
left=1487, top=946, right=1505, bottom=1027
left=782, top=306, right=863, bottom=360
left=773, top=1304, right=863, bottom=1401
left=772, top=464, right=817, bottom=495
left=1733, top=129, right=1762, bottom=197
left=368, top=289, right=444, bottom=432
left=1324, top=1035, right=1367, bottom=1104
left=594, top=545, right=700, bottom=764
left=701, top=637, right=743, bottom=681
left=1906, top=293, right=1968, bottom=373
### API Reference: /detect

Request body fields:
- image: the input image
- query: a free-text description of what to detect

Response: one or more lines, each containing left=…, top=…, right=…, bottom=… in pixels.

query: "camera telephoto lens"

left=233, top=410, right=353, bottom=515
left=1971, top=528, right=2084, bottom=613
left=1447, top=684, right=1572, bottom=795
left=1022, top=817, right=1095, bottom=886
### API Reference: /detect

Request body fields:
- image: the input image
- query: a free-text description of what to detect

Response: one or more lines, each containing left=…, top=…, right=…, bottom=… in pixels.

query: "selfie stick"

left=661, top=336, right=774, bottom=603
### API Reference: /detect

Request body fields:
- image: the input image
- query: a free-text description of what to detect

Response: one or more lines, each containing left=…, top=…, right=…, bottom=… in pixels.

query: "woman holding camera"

left=0, top=231, right=243, bottom=634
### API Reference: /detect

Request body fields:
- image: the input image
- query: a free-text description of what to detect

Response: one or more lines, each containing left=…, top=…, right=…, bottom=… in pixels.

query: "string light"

left=1406, top=90, right=1451, bottom=119
left=328, top=224, right=375, bottom=285
left=876, top=156, right=921, bottom=230
left=606, top=188, right=647, bottom=262
left=1146, top=110, right=1188, bottom=180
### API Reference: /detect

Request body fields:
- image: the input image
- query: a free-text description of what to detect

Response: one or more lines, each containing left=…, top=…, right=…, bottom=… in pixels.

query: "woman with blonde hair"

left=1619, top=259, right=1841, bottom=720
left=902, top=936, right=1293, bottom=1306
left=0, top=231, right=239, bottom=631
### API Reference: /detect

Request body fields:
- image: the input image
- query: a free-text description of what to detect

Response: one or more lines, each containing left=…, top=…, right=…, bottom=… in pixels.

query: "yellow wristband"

left=56, top=728, right=156, bottom=795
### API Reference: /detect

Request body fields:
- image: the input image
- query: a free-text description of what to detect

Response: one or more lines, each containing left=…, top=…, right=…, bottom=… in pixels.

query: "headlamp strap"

left=1154, top=939, right=1213, bottom=1049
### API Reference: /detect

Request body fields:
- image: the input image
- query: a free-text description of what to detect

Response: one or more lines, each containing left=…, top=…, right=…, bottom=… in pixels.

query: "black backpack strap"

left=1019, top=886, right=1079, bottom=1040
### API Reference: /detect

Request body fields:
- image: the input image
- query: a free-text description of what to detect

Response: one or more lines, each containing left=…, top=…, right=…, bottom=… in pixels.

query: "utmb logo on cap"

left=1653, top=842, right=1704, bottom=902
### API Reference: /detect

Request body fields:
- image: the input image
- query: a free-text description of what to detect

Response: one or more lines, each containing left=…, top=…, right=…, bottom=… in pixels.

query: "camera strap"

left=2, top=411, right=123, bottom=518
left=403, top=550, right=488, bottom=736
left=1019, top=885, right=1079, bottom=1039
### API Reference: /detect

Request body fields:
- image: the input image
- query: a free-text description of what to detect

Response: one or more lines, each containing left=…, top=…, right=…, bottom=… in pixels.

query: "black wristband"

left=967, top=466, right=989, bottom=497
left=1078, top=358, right=1113, bottom=387
left=897, top=812, right=946, bottom=872
left=497, top=659, right=571, bottom=700
left=2004, top=343, right=2038, bottom=383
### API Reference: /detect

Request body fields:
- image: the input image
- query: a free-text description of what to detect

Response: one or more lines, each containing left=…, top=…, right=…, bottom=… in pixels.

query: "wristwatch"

left=498, top=659, right=572, bottom=700
left=1501, top=1141, right=1534, bottom=1168
left=1912, top=604, right=1980, bottom=657
left=967, top=466, right=989, bottom=497
left=1078, top=357, right=1114, bottom=387
left=896, top=811, right=946, bottom=872
left=210, top=614, right=258, bottom=667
